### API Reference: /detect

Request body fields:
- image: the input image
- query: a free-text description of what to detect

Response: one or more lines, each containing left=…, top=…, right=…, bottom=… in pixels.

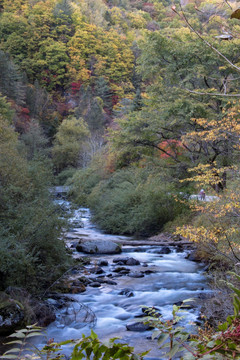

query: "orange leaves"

left=158, top=139, right=184, bottom=159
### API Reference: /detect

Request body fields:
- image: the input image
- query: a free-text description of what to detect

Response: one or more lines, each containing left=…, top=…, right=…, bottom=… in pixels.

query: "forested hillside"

left=1, top=0, right=240, bottom=351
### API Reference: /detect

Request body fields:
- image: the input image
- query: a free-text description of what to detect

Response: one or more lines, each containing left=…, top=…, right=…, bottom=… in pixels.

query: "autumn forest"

left=1, top=0, right=240, bottom=358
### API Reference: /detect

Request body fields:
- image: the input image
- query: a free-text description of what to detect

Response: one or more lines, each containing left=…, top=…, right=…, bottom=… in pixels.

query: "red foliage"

left=143, top=2, right=154, bottom=6
left=222, top=320, right=240, bottom=341
left=71, top=81, right=82, bottom=95
left=159, top=139, right=184, bottom=158
left=112, top=94, right=119, bottom=107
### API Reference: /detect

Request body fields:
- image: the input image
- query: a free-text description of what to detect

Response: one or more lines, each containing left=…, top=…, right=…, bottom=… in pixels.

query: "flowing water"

left=45, top=201, right=210, bottom=359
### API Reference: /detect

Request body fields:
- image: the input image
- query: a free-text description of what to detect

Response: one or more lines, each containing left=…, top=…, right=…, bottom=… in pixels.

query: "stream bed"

left=45, top=202, right=210, bottom=359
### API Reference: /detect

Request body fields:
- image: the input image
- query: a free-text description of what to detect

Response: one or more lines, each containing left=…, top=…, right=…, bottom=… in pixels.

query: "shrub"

left=88, top=167, right=188, bottom=236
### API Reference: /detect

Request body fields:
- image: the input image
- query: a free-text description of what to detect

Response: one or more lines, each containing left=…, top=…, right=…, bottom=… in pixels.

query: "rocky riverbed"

left=40, top=203, right=210, bottom=359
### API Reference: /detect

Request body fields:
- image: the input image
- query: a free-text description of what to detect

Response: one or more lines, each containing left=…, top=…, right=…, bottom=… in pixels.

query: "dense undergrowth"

left=69, top=164, right=190, bottom=235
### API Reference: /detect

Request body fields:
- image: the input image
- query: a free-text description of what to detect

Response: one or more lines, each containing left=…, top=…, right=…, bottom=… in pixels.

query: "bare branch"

left=183, top=88, right=240, bottom=97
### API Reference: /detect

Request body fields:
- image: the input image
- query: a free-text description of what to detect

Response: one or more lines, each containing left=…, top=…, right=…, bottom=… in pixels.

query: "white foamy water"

left=43, top=202, right=209, bottom=359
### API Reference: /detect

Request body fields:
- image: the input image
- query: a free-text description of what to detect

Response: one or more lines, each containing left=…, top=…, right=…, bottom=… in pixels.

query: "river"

left=44, top=201, right=210, bottom=359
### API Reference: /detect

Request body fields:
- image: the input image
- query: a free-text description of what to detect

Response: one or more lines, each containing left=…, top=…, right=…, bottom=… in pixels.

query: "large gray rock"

left=76, top=240, right=121, bottom=254
left=0, top=302, right=24, bottom=335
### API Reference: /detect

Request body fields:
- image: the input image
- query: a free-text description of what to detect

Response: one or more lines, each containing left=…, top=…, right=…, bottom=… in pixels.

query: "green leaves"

left=0, top=325, right=43, bottom=360
left=52, top=116, right=90, bottom=171
left=67, top=331, right=146, bottom=360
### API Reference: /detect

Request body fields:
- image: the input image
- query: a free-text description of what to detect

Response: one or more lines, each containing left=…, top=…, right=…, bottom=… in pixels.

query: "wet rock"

left=98, top=260, right=108, bottom=266
left=69, top=283, right=86, bottom=294
left=90, top=278, right=105, bottom=284
left=47, top=294, right=75, bottom=306
left=175, top=245, right=184, bottom=253
left=89, top=282, right=101, bottom=287
left=74, top=256, right=91, bottom=265
left=105, top=280, right=117, bottom=285
left=126, top=258, right=140, bottom=266
left=113, top=257, right=140, bottom=266
left=0, top=301, right=24, bottom=335
left=141, top=269, right=155, bottom=275
left=70, top=242, right=78, bottom=249
left=47, top=298, right=59, bottom=306
left=76, top=240, right=121, bottom=254
left=173, top=300, right=195, bottom=309
left=54, top=279, right=86, bottom=294
left=89, top=267, right=105, bottom=275
left=119, top=270, right=131, bottom=275
left=78, top=276, right=91, bottom=285
left=35, top=303, right=56, bottom=327
left=113, top=257, right=130, bottom=264
left=113, top=267, right=130, bottom=273
left=119, top=289, right=134, bottom=297
left=128, top=273, right=144, bottom=278
left=126, top=322, right=152, bottom=332
left=185, top=252, right=202, bottom=262
left=160, top=246, right=171, bottom=254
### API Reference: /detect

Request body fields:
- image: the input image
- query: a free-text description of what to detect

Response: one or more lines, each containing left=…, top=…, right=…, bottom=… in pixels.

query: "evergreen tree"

left=131, top=88, right=142, bottom=111
left=53, top=0, right=73, bottom=22
left=94, top=76, right=113, bottom=111
left=0, top=50, right=26, bottom=105
left=85, top=97, right=105, bottom=132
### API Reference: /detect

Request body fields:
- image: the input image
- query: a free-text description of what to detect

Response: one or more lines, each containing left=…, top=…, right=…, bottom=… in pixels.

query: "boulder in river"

left=126, top=321, right=153, bottom=332
left=98, top=260, right=108, bottom=266
left=69, top=282, right=86, bottom=294
left=113, top=257, right=140, bottom=265
left=119, top=289, right=134, bottom=297
left=89, top=266, right=105, bottom=275
left=89, top=282, right=101, bottom=288
left=113, top=267, right=130, bottom=273
left=76, top=240, right=121, bottom=254
left=159, top=246, right=171, bottom=254
left=113, top=257, right=129, bottom=264
left=128, top=272, right=144, bottom=278
left=126, top=258, right=140, bottom=266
